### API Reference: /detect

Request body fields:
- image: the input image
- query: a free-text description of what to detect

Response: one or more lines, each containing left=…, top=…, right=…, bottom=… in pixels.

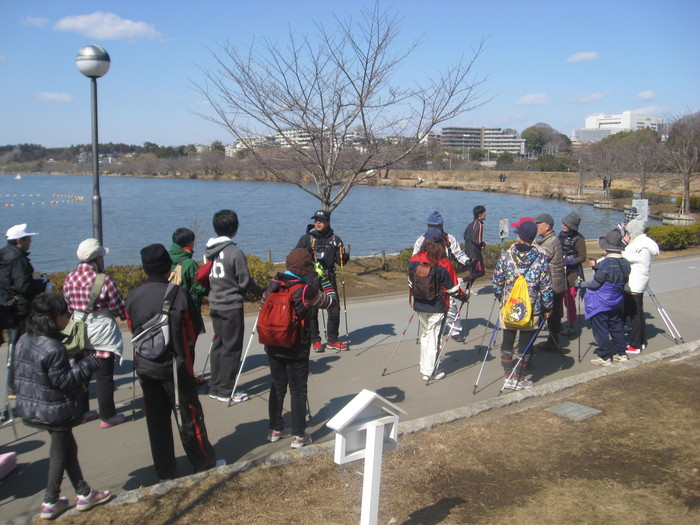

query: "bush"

left=610, top=188, right=633, bottom=199
left=645, top=192, right=675, bottom=205
left=483, top=241, right=514, bottom=268
left=246, top=254, right=274, bottom=292
left=387, top=247, right=413, bottom=273
left=646, top=224, right=700, bottom=251
left=677, top=195, right=700, bottom=212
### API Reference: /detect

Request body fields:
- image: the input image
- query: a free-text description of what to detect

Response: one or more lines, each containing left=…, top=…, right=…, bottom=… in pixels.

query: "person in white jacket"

left=622, top=218, right=659, bottom=354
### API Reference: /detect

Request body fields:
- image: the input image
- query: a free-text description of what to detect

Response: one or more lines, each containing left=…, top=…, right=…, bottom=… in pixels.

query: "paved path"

left=1, top=255, right=699, bottom=522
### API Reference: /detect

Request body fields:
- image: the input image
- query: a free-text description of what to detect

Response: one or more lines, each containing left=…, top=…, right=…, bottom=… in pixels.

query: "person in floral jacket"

left=493, top=218, right=553, bottom=390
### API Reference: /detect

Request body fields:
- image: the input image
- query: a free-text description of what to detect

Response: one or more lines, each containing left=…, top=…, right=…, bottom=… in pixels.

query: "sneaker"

left=214, top=459, right=226, bottom=468
left=231, top=391, right=249, bottom=403
left=613, top=354, right=629, bottom=363
left=422, top=371, right=446, bottom=381
left=208, top=393, right=218, bottom=400
left=81, top=410, right=98, bottom=425
left=451, top=333, right=466, bottom=343
left=267, top=429, right=291, bottom=443
left=99, top=414, right=126, bottom=428
left=327, top=340, right=349, bottom=351
left=503, top=378, right=533, bottom=390
left=590, top=356, right=611, bottom=367
left=312, top=341, right=324, bottom=353
left=40, top=497, right=69, bottom=520
left=626, top=345, right=641, bottom=355
left=75, top=489, right=111, bottom=511
left=290, top=434, right=312, bottom=449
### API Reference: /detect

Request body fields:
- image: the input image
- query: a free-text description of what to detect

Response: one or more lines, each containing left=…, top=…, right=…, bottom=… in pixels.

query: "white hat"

left=76, top=238, right=109, bottom=262
left=6, top=224, right=38, bottom=240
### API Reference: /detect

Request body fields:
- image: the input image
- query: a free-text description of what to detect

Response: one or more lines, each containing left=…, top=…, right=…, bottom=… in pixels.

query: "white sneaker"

left=503, top=378, right=533, bottom=390
left=232, top=391, right=249, bottom=403
left=590, top=356, right=611, bottom=367
left=290, top=434, right=312, bottom=449
left=423, top=372, right=445, bottom=381
left=613, top=354, right=629, bottom=363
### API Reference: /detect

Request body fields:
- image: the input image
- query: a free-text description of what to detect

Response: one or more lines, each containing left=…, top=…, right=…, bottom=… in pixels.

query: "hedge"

left=48, top=255, right=274, bottom=305
left=646, top=223, right=700, bottom=251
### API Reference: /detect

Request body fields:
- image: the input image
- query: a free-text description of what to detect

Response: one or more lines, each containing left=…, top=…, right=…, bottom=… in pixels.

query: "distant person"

left=63, top=238, right=127, bottom=428
left=622, top=219, right=659, bottom=355
left=493, top=219, right=553, bottom=390
left=13, top=294, right=111, bottom=519
left=409, top=228, right=468, bottom=381
left=0, top=224, right=50, bottom=394
left=414, top=211, right=470, bottom=341
left=261, top=248, right=338, bottom=448
left=558, top=213, right=586, bottom=335
left=169, top=227, right=208, bottom=312
left=577, top=228, right=631, bottom=366
left=204, top=210, right=263, bottom=403
left=296, top=210, right=350, bottom=352
left=463, top=205, right=487, bottom=288
left=126, top=244, right=221, bottom=480
left=534, top=214, right=565, bottom=352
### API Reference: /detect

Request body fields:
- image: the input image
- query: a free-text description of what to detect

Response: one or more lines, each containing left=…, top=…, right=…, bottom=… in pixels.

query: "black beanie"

left=140, top=243, right=172, bottom=277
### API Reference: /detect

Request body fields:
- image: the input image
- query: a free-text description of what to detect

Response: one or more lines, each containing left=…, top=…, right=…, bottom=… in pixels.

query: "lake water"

left=1, top=173, right=651, bottom=273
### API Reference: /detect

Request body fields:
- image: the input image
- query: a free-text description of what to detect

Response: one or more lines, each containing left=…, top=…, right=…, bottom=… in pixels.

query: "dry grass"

left=56, top=356, right=700, bottom=525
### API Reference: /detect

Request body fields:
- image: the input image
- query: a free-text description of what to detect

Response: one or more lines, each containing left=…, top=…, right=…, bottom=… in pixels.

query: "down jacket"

left=623, top=234, right=660, bottom=293
left=14, top=334, right=99, bottom=430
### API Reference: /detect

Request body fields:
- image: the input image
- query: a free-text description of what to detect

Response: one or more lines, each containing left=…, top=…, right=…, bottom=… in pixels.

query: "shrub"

left=483, top=241, right=514, bottom=268
left=646, top=224, right=699, bottom=251
left=610, top=188, right=634, bottom=199
left=645, top=192, right=675, bottom=205
left=387, top=247, right=413, bottom=273
left=246, top=254, right=274, bottom=291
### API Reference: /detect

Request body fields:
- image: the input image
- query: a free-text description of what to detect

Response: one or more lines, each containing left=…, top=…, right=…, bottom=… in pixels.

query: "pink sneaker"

left=40, top=497, right=69, bottom=519
left=75, top=489, right=111, bottom=511
left=99, top=414, right=126, bottom=428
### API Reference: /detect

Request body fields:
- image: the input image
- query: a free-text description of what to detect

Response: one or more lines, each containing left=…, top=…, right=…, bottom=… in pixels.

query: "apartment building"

left=440, top=127, right=526, bottom=155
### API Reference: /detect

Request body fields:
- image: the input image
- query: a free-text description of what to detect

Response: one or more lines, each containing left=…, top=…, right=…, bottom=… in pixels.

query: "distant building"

left=572, top=110, right=665, bottom=143
left=440, top=127, right=526, bottom=155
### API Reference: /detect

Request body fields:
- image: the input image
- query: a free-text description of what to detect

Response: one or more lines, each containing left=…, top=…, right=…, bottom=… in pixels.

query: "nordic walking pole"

left=306, top=397, right=313, bottom=422
left=478, top=298, right=498, bottom=352
left=647, top=287, right=684, bottom=344
left=228, top=313, right=259, bottom=407
left=577, top=291, right=582, bottom=362
left=382, top=311, right=416, bottom=376
left=200, top=334, right=215, bottom=377
left=338, top=242, right=350, bottom=343
left=474, top=317, right=500, bottom=394
left=131, top=341, right=137, bottom=421
left=499, top=317, right=547, bottom=394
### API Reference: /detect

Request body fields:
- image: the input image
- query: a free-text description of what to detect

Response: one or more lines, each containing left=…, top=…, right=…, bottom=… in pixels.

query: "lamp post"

left=76, top=45, right=110, bottom=245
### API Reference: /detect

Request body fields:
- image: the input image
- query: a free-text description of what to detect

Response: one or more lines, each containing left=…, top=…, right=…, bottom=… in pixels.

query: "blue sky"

left=1, top=0, right=698, bottom=148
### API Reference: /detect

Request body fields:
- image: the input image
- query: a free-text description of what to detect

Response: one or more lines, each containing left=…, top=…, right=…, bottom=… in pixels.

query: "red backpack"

left=257, top=280, right=305, bottom=348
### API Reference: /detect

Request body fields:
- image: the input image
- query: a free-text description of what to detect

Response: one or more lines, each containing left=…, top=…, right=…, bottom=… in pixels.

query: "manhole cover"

left=545, top=401, right=601, bottom=421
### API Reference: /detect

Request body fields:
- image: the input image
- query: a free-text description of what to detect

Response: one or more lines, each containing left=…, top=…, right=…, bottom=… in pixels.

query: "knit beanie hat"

left=424, top=227, right=446, bottom=243
left=626, top=218, right=645, bottom=240
left=140, top=243, right=172, bottom=277
left=562, top=212, right=581, bottom=231
left=515, top=220, right=537, bottom=243
left=426, top=211, right=443, bottom=226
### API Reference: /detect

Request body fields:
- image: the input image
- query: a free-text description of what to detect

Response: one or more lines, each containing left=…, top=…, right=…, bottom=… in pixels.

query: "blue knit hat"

left=426, top=211, right=443, bottom=226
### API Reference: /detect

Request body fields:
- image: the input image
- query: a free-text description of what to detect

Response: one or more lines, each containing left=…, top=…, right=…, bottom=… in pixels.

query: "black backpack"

left=131, top=284, right=178, bottom=361
left=412, top=262, right=438, bottom=301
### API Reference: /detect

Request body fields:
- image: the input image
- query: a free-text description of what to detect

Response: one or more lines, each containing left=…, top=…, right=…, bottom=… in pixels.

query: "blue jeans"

left=590, top=307, right=626, bottom=359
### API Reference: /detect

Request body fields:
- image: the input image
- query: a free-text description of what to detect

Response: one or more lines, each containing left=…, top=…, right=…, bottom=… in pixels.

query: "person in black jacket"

left=13, top=294, right=111, bottom=519
left=295, top=210, right=349, bottom=352
left=1, top=224, right=49, bottom=389
left=262, top=248, right=337, bottom=448
left=126, top=244, right=220, bottom=481
left=463, top=206, right=487, bottom=287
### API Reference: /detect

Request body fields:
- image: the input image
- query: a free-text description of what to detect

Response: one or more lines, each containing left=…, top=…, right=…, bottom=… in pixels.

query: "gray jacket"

left=204, top=238, right=263, bottom=311
left=536, top=232, right=566, bottom=294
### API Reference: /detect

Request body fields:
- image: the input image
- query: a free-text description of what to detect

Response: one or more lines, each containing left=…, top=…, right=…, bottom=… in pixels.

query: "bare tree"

left=619, top=128, right=663, bottom=199
left=196, top=6, right=488, bottom=211
left=664, top=111, right=700, bottom=213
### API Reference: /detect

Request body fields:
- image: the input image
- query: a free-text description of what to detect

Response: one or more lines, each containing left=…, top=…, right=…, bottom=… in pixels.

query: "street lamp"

left=76, top=45, right=110, bottom=245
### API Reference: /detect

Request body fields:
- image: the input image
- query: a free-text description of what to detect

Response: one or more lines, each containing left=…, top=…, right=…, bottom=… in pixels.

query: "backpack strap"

left=87, top=273, right=106, bottom=313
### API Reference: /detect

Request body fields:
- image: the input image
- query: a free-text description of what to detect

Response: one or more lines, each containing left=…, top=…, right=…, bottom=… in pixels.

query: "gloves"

left=38, top=276, right=52, bottom=293
left=313, top=261, right=324, bottom=277
left=563, top=256, right=576, bottom=266
left=574, top=277, right=584, bottom=289
left=458, top=277, right=468, bottom=292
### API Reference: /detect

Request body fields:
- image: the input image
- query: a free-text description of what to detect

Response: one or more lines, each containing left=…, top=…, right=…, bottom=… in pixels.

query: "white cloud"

left=517, top=93, right=550, bottom=105
left=636, top=90, right=657, bottom=101
left=53, top=12, right=162, bottom=41
left=36, top=92, right=75, bottom=103
left=573, top=91, right=611, bottom=104
left=21, top=16, right=50, bottom=28
left=632, top=104, right=666, bottom=115
left=565, top=51, right=599, bottom=63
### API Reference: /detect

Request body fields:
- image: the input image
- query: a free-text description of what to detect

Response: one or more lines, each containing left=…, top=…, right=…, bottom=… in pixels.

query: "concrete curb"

left=5, top=339, right=699, bottom=525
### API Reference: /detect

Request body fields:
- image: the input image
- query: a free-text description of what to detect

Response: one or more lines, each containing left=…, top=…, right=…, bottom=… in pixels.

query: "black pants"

left=74, top=352, right=117, bottom=420
left=624, top=292, right=646, bottom=349
left=545, top=292, right=563, bottom=344
left=468, top=259, right=485, bottom=286
left=267, top=353, right=309, bottom=438
left=45, top=428, right=90, bottom=504
left=590, top=307, right=626, bottom=359
left=308, top=273, right=341, bottom=343
left=500, top=327, right=537, bottom=380
left=209, top=308, right=244, bottom=397
left=139, top=371, right=216, bottom=480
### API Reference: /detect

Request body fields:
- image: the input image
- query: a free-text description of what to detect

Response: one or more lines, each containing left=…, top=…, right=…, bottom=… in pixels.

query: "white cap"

left=6, top=224, right=38, bottom=240
left=76, top=238, right=109, bottom=262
